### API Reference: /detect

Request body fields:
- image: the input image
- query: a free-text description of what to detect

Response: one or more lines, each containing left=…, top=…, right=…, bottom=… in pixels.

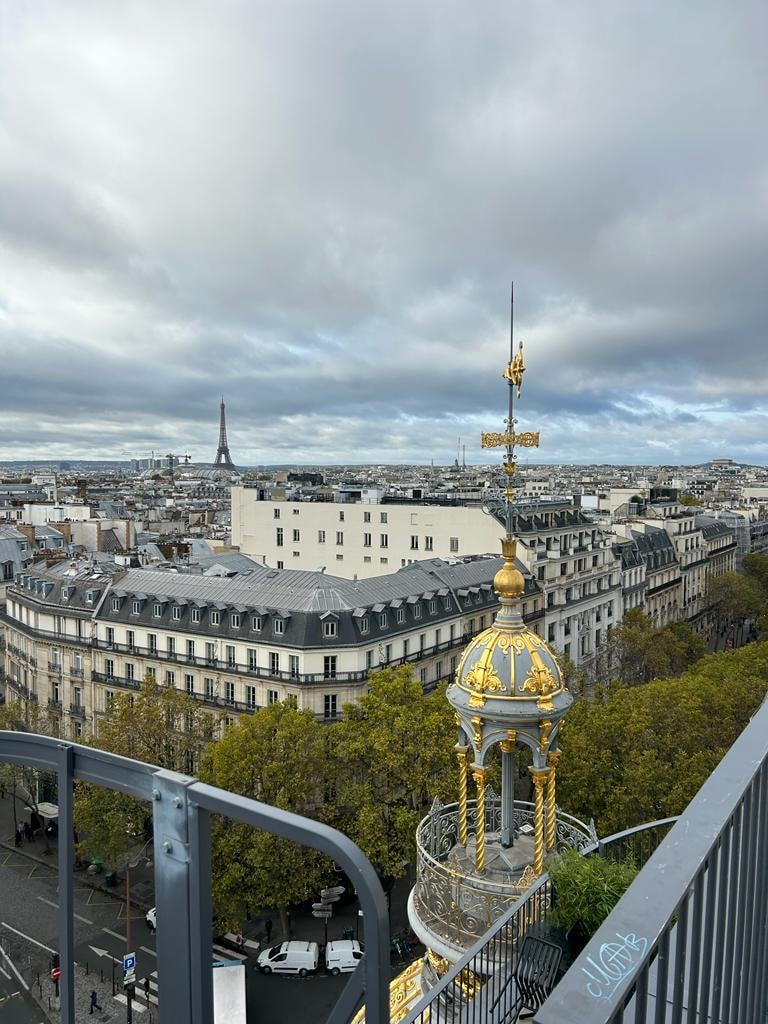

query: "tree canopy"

left=593, top=609, right=706, bottom=686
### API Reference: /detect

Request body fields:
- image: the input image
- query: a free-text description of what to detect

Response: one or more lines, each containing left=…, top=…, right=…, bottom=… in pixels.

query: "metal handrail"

left=0, top=731, right=390, bottom=1024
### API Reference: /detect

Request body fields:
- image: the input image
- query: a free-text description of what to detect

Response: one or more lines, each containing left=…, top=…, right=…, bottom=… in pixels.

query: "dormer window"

left=85, top=590, right=95, bottom=605
left=274, top=618, right=285, bottom=636
left=360, top=617, right=369, bottom=634
left=396, top=608, right=405, bottom=624
left=251, top=615, right=262, bottom=631
left=191, top=607, right=201, bottom=623
left=414, top=604, right=422, bottom=619
left=231, top=613, right=241, bottom=629
left=429, top=600, right=437, bottom=614
left=378, top=612, right=388, bottom=629
left=132, top=600, right=141, bottom=614
left=323, top=620, right=337, bottom=639
left=443, top=596, right=451, bottom=611
left=153, top=603, right=162, bottom=618
left=172, top=606, right=182, bottom=620
left=210, top=610, right=221, bottom=626
left=111, top=597, right=120, bottom=612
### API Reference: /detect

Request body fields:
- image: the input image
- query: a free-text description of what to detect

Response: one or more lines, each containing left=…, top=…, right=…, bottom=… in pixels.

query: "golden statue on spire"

left=503, top=339, right=526, bottom=398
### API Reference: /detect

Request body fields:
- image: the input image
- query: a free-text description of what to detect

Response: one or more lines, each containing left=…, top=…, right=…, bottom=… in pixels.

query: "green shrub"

left=548, top=849, right=638, bottom=937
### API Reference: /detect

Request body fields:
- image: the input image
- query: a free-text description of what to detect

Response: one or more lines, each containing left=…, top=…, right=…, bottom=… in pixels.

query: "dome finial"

left=494, top=537, right=525, bottom=600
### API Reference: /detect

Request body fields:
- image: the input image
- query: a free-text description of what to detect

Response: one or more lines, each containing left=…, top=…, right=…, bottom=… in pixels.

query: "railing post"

left=57, top=742, right=75, bottom=1023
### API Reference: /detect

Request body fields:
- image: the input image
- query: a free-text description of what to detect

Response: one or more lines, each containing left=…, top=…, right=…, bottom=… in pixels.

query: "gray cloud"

left=0, top=0, right=766, bottom=465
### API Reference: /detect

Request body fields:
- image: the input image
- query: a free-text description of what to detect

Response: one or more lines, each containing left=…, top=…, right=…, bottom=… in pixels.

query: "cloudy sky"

left=1, top=2, right=766, bottom=466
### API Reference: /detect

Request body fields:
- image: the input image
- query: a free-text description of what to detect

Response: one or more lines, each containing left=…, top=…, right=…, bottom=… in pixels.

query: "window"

left=324, top=694, right=338, bottom=719
left=435, top=660, right=443, bottom=679
left=339, top=510, right=345, bottom=521
left=363, top=533, right=371, bottom=547
left=248, top=649, right=258, bottom=671
left=410, top=536, right=419, bottom=550
left=225, top=681, right=235, bottom=705
left=318, top=530, right=326, bottom=543
left=167, top=636, right=175, bottom=656
left=336, top=531, right=344, bottom=545
left=429, top=600, right=437, bottom=614
left=276, top=528, right=284, bottom=547
left=251, top=615, right=262, bottom=631
left=324, top=656, right=337, bottom=679
left=273, top=508, right=280, bottom=519
left=419, top=668, right=427, bottom=684
left=111, top=597, right=120, bottom=612
left=126, top=662, right=135, bottom=681
left=205, top=642, right=216, bottom=665
left=360, top=617, right=369, bottom=634
left=246, top=685, right=257, bottom=709
left=364, top=556, right=371, bottom=563
left=384, top=643, right=392, bottom=662
left=74, top=721, right=83, bottom=738
left=449, top=537, right=459, bottom=553
left=105, top=658, right=115, bottom=679
left=277, top=561, right=284, bottom=569
left=267, top=689, right=279, bottom=704
left=425, top=536, right=433, bottom=551
left=231, top=613, right=241, bottom=628
left=153, top=603, right=162, bottom=618
left=323, top=620, right=337, bottom=638
left=293, top=529, right=300, bottom=543
left=105, top=627, right=115, bottom=646
left=336, top=554, right=343, bottom=561
left=126, top=630, right=135, bottom=650
left=187, top=639, right=195, bottom=660
left=364, top=511, right=371, bottom=523
left=204, top=677, right=214, bottom=699
left=414, top=603, right=422, bottom=619
left=380, top=534, right=388, bottom=548
left=435, top=628, right=442, bottom=644
left=185, top=674, right=194, bottom=694
left=210, top=610, right=220, bottom=626
left=270, top=652, right=280, bottom=674
left=380, top=512, right=388, bottom=523
left=379, top=612, right=388, bottom=629
left=289, top=655, right=299, bottom=679
left=366, top=650, right=373, bottom=669
left=380, top=557, right=388, bottom=564
left=74, top=652, right=83, bottom=674
left=292, top=507, right=300, bottom=515
left=396, top=608, right=405, bottom=624
left=560, top=563, right=567, bottom=576
left=132, top=600, right=141, bottom=614
left=403, top=638, right=410, bottom=656
left=165, top=670, right=175, bottom=686
left=273, top=618, right=284, bottom=636
left=148, top=633, right=157, bottom=654
left=478, top=616, right=485, bottom=630
left=419, top=633, right=426, bottom=651
left=191, top=607, right=201, bottom=624
left=226, top=645, right=236, bottom=668
left=172, top=605, right=182, bottom=620
left=548, top=624, right=556, bottom=642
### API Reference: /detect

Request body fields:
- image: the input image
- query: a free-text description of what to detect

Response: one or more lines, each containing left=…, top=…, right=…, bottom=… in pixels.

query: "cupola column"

left=456, top=746, right=470, bottom=847
left=499, top=734, right=517, bottom=848
left=472, top=765, right=489, bottom=873
left=546, top=751, right=561, bottom=851
left=531, top=769, right=550, bottom=875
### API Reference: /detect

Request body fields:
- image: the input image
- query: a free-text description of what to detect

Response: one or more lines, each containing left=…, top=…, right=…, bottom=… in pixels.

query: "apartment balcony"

left=47, top=660, right=62, bottom=673
left=409, top=795, right=594, bottom=958
left=68, top=703, right=86, bottom=718
left=70, top=665, right=84, bottom=678
left=48, top=698, right=62, bottom=711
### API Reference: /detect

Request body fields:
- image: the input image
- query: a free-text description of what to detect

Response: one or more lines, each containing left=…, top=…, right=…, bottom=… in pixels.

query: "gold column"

left=531, top=769, right=549, bottom=875
left=546, top=751, right=561, bottom=851
left=456, top=746, right=470, bottom=846
left=472, top=766, right=488, bottom=873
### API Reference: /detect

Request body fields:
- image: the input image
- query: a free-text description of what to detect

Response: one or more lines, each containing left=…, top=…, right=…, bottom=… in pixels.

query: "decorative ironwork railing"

left=412, top=796, right=594, bottom=948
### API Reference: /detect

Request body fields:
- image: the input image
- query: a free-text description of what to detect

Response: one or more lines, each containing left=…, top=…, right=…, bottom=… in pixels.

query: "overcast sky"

left=1, top=2, right=766, bottom=467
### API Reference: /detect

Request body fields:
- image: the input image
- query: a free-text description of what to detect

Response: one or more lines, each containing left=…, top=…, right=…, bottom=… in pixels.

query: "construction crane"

left=165, top=452, right=191, bottom=474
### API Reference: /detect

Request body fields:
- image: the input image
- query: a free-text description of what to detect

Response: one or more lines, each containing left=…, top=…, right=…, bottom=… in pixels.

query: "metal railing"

left=534, top=697, right=768, bottom=1023
left=0, top=731, right=390, bottom=1024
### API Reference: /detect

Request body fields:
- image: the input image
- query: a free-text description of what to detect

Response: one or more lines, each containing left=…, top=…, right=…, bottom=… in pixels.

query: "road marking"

left=115, top=993, right=147, bottom=1012
left=139, top=945, right=156, bottom=957
left=0, top=963, right=10, bottom=980
left=88, top=945, right=121, bottom=963
left=0, top=922, right=56, bottom=955
left=102, top=927, right=126, bottom=942
left=0, top=945, right=28, bottom=991
left=35, top=897, right=94, bottom=929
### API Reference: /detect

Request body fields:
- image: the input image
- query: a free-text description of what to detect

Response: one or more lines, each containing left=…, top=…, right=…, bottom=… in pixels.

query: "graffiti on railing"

left=581, top=932, right=649, bottom=1002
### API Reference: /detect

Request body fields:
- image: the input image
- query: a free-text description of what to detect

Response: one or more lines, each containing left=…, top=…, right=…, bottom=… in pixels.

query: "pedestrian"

left=143, top=976, right=150, bottom=1000
left=89, top=990, right=102, bottom=1014
left=14, top=823, right=22, bottom=847
left=236, top=932, right=244, bottom=952
left=23, top=820, right=32, bottom=842
left=264, top=917, right=273, bottom=943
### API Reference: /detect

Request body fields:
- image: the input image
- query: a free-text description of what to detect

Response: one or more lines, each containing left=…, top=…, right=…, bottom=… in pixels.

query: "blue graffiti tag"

left=582, top=932, right=649, bottom=1001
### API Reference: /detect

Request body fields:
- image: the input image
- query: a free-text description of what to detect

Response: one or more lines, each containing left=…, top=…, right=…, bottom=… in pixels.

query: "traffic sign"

left=124, top=970, right=136, bottom=988
left=123, top=952, right=137, bottom=974
left=51, top=967, right=62, bottom=981
left=321, top=886, right=346, bottom=899
left=312, top=902, right=331, bottom=911
left=312, top=909, right=332, bottom=918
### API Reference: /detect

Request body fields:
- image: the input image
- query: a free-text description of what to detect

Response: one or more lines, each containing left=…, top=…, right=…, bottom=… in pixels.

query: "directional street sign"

left=123, top=952, right=137, bottom=974
left=312, top=909, right=332, bottom=919
left=321, top=886, right=346, bottom=899
left=124, top=970, right=136, bottom=988
left=312, top=902, right=331, bottom=911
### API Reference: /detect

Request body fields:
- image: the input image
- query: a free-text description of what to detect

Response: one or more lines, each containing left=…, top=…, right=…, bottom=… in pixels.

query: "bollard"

left=101, top=967, right=104, bottom=982
left=85, top=960, right=89, bottom=975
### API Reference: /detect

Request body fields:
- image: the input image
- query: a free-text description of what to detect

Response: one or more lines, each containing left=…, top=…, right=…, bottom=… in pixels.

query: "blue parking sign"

left=123, top=952, right=136, bottom=974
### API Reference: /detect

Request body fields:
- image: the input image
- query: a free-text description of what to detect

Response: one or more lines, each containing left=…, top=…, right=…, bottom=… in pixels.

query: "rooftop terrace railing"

left=0, top=730, right=390, bottom=1024
left=534, top=695, right=768, bottom=1024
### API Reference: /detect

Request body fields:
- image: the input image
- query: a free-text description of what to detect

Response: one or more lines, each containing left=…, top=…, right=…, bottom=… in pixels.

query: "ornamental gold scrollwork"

left=539, top=719, right=553, bottom=755
left=426, top=949, right=450, bottom=976
left=388, top=961, right=425, bottom=1024
left=470, top=715, right=484, bottom=748
left=521, top=663, right=559, bottom=697
left=465, top=661, right=503, bottom=695
left=516, top=863, right=539, bottom=889
left=481, top=430, right=541, bottom=449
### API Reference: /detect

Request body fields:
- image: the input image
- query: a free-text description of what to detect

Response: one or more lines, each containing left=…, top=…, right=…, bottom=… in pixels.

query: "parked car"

left=257, top=941, right=319, bottom=976
left=325, top=939, right=364, bottom=975
left=146, top=907, right=156, bottom=932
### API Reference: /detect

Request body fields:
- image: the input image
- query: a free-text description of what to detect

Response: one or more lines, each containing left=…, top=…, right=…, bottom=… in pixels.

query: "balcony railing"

left=0, top=730, right=390, bottom=1024
left=535, top=697, right=768, bottom=1023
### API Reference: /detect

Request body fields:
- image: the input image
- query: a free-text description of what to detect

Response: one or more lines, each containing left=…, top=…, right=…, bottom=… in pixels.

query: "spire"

left=214, top=397, right=236, bottom=468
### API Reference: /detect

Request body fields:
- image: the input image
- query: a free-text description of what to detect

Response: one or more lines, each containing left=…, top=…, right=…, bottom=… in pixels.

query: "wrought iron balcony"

left=410, top=795, right=594, bottom=953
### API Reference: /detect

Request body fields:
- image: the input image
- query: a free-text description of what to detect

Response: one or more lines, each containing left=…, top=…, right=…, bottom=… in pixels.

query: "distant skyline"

left=1, top=2, right=766, bottom=466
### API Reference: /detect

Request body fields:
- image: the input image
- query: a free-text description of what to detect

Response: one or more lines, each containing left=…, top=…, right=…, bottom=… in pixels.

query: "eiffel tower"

left=214, top=397, right=236, bottom=468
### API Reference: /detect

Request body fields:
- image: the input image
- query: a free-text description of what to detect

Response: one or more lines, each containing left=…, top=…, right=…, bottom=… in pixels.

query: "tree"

left=744, top=555, right=768, bottom=600
left=198, top=701, right=332, bottom=936
left=556, top=642, right=768, bottom=836
left=593, top=609, right=703, bottom=686
left=0, top=700, right=59, bottom=853
left=74, top=675, right=220, bottom=867
left=329, top=667, right=457, bottom=878
left=705, top=571, right=763, bottom=644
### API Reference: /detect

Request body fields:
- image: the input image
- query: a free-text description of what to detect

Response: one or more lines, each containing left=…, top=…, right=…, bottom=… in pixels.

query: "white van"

left=325, top=940, right=364, bottom=975
left=257, top=941, right=319, bottom=976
